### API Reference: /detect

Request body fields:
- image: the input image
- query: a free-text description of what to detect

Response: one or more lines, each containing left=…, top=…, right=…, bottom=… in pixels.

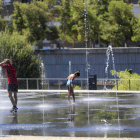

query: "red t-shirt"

left=2, top=64, right=18, bottom=84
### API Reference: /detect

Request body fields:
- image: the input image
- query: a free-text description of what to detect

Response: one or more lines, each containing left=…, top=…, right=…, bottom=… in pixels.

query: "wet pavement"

left=0, top=92, right=140, bottom=138
left=0, top=136, right=140, bottom=140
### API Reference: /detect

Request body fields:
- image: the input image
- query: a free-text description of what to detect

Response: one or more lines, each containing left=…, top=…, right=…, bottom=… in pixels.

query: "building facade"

left=1, top=0, right=32, bottom=19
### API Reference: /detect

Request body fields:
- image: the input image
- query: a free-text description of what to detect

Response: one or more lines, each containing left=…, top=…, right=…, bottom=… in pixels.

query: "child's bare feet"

left=69, top=101, right=72, bottom=104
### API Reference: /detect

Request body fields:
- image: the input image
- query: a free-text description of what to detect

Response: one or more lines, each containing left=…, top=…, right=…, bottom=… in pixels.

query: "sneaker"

left=14, top=106, right=18, bottom=112
left=14, top=107, right=17, bottom=112
left=10, top=107, right=15, bottom=112
left=15, top=106, right=18, bottom=110
left=10, top=106, right=18, bottom=112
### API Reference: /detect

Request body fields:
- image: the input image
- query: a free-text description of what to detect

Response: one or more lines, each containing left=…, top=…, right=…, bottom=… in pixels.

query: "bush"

left=74, top=85, right=81, bottom=90
left=0, top=31, right=42, bottom=78
left=110, top=69, right=140, bottom=90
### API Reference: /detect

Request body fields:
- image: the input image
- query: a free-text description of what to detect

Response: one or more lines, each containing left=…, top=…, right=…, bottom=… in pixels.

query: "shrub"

left=74, top=85, right=81, bottom=90
left=110, top=69, right=140, bottom=90
left=0, top=31, right=42, bottom=79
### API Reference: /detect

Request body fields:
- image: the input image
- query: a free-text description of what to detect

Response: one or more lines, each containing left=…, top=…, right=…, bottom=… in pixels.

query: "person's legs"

left=13, top=92, right=17, bottom=106
left=67, top=86, right=71, bottom=103
left=8, top=91, right=16, bottom=107
left=71, top=87, right=75, bottom=102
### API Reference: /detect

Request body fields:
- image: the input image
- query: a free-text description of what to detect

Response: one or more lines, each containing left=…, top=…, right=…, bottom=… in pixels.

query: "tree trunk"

left=72, top=35, right=75, bottom=48
left=98, top=32, right=100, bottom=47
left=89, top=34, right=91, bottom=48
left=63, top=16, right=66, bottom=49
left=110, top=39, right=113, bottom=46
left=93, top=39, right=95, bottom=47
left=56, top=40, right=60, bottom=50
left=38, top=39, right=43, bottom=49
left=124, top=36, right=127, bottom=47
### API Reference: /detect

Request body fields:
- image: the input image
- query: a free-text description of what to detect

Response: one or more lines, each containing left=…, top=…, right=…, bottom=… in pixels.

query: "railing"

left=0, top=78, right=140, bottom=91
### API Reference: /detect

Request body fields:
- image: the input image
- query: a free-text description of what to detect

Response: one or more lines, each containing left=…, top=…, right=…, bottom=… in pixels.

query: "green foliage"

left=58, top=0, right=72, bottom=43
left=0, top=0, right=3, bottom=14
left=0, top=17, right=8, bottom=31
left=111, top=69, right=140, bottom=90
left=4, top=0, right=140, bottom=47
left=87, top=3, right=101, bottom=46
left=132, top=17, right=140, bottom=42
left=58, top=0, right=136, bottom=47
left=0, top=0, right=8, bottom=31
left=58, top=0, right=86, bottom=47
left=11, top=1, right=59, bottom=44
left=46, top=25, right=59, bottom=40
left=100, top=1, right=134, bottom=46
left=0, top=31, right=42, bottom=78
left=74, top=85, right=81, bottom=90
left=70, top=0, right=85, bottom=42
left=11, top=1, right=48, bottom=43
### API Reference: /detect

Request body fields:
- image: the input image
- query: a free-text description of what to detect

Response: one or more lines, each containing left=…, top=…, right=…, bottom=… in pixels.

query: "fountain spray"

left=104, top=45, right=120, bottom=137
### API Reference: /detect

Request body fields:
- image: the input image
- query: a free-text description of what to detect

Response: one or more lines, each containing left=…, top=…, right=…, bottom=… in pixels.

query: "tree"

left=59, top=0, right=88, bottom=48
left=11, top=1, right=48, bottom=44
left=0, top=0, right=3, bottom=14
left=0, top=31, right=42, bottom=78
left=70, top=0, right=85, bottom=44
left=0, top=0, right=8, bottom=31
left=89, top=0, right=119, bottom=47
left=132, top=16, right=140, bottom=42
left=46, top=25, right=59, bottom=41
left=11, top=0, right=59, bottom=48
left=58, top=0, right=72, bottom=48
left=100, top=1, right=135, bottom=47
left=87, top=0, right=102, bottom=47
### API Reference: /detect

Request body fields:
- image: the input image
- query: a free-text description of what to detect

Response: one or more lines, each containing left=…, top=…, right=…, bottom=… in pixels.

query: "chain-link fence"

left=0, top=78, right=140, bottom=90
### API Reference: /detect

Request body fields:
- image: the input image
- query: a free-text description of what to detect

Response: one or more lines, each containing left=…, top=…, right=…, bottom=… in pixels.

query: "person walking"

left=66, top=71, right=80, bottom=103
left=0, top=59, right=18, bottom=112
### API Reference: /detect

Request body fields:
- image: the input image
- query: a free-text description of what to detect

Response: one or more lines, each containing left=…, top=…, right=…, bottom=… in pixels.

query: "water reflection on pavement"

left=0, top=92, right=140, bottom=138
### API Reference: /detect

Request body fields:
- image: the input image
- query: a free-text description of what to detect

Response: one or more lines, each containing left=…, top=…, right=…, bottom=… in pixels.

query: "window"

left=4, top=16, right=11, bottom=20
left=4, top=0, right=11, bottom=5
left=22, top=0, right=29, bottom=3
left=55, top=0, right=60, bottom=5
left=131, top=0, right=138, bottom=4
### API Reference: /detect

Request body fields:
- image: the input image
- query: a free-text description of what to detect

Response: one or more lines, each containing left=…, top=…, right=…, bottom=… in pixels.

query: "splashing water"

left=84, top=0, right=90, bottom=90
left=103, top=45, right=120, bottom=137
left=40, top=63, right=46, bottom=135
left=0, top=67, right=2, bottom=89
left=0, top=66, right=4, bottom=136
left=104, top=45, right=116, bottom=90
left=69, top=61, right=71, bottom=75
left=41, top=63, right=46, bottom=88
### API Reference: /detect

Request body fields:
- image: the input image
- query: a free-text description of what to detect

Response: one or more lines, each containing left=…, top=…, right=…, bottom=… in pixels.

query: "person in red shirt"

left=0, top=59, right=18, bottom=112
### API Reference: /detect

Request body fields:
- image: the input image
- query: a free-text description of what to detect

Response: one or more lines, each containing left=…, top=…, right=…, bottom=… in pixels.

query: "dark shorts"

left=8, top=84, right=18, bottom=92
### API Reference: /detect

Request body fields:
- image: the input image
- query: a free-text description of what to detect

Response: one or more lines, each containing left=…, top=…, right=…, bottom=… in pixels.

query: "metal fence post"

left=37, top=79, right=39, bottom=89
left=129, top=79, right=131, bottom=91
left=6, top=82, right=8, bottom=90
left=48, top=80, right=49, bottom=90
left=116, top=80, right=118, bottom=90
left=26, top=79, right=28, bottom=90
left=81, top=80, right=83, bottom=89
left=58, top=80, right=60, bottom=90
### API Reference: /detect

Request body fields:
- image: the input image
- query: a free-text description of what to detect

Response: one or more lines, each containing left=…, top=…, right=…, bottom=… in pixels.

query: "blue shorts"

left=67, top=80, right=71, bottom=86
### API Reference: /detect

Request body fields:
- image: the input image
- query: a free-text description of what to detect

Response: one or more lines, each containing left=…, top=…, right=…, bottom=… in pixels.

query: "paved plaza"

left=1, top=90, right=140, bottom=139
left=0, top=136, right=140, bottom=140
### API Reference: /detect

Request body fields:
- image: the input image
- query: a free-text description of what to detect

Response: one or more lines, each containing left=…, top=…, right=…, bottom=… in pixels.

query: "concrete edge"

left=0, top=89, right=140, bottom=93
left=0, top=136, right=140, bottom=140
